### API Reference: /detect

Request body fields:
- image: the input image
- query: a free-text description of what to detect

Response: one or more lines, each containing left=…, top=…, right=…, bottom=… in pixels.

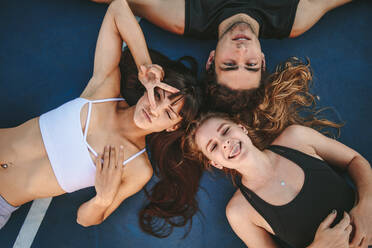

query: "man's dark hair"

left=203, top=61, right=269, bottom=114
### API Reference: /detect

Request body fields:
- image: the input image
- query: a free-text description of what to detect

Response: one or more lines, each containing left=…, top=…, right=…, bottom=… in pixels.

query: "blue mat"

left=0, top=0, right=371, bottom=247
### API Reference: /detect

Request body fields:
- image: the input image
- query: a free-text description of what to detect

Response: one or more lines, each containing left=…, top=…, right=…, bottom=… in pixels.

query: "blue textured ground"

left=0, top=0, right=371, bottom=247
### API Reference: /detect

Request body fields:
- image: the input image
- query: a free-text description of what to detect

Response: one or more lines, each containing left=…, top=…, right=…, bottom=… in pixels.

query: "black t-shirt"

left=184, top=0, right=300, bottom=40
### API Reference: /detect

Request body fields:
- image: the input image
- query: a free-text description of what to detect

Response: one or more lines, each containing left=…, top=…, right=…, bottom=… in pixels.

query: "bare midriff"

left=0, top=117, right=65, bottom=206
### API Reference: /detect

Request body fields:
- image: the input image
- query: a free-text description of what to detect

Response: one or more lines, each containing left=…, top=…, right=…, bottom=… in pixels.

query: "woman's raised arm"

left=81, top=0, right=153, bottom=98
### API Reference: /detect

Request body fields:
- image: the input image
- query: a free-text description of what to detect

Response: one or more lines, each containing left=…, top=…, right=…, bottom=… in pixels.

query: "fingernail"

left=332, top=209, right=337, bottom=214
left=120, top=145, right=124, bottom=149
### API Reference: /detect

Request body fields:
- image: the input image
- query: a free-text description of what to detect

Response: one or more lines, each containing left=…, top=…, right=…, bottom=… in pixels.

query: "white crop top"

left=39, top=98, right=146, bottom=193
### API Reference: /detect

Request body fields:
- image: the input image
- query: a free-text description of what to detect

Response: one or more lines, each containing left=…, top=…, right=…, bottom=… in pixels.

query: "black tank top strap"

left=237, top=179, right=284, bottom=236
left=267, top=145, right=327, bottom=171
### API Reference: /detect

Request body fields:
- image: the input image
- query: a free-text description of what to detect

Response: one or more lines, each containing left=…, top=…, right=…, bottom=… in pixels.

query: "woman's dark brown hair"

left=119, top=49, right=203, bottom=238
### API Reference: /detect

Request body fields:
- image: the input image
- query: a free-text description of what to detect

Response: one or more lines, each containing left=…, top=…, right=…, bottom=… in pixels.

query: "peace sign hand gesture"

left=138, top=64, right=179, bottom=109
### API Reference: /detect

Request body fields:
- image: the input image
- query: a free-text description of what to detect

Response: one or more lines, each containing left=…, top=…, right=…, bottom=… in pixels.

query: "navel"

left=0, top=162, right=13, bottom=169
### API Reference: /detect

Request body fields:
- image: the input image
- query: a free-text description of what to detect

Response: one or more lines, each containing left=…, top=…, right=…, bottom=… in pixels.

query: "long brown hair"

left=140, top=56, right=342, bottom=237
left=243, top=57, right=342, bottom=147
left=119, top=49, right=204, bottom=238
left=184, top=57, right=342, bottom=181
left=180, top=57, right=343, bottom=227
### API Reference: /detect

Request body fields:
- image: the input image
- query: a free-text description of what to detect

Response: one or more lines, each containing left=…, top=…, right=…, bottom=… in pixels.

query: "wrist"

left=93, top=195, right=113, bottom=207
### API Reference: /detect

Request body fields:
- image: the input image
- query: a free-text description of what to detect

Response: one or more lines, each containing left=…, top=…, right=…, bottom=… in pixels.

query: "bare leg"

left=127, top=0, right=185, bottom=35
left=290, top=0, right=353, bottom=37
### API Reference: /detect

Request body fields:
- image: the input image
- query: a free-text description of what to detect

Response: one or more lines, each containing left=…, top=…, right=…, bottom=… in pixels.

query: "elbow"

left=76, top=215, right=103, bottom=227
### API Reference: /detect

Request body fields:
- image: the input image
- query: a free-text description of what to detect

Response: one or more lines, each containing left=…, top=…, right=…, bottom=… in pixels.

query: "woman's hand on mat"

left=308, top=211, right=352, bottom=248
left=94, top=145, right=124, bottom=206
left=349, top=199, right=372, bottom=248
left=138, top=64, right=179, bottom=109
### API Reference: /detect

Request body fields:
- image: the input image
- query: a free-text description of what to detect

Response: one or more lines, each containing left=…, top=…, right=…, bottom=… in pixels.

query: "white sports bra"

left=39, top=97, right=146, bottom=193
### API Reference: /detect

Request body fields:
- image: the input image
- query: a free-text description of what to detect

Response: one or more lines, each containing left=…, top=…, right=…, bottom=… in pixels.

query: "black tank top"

left=184, top=0, right=300, bottom=40
left=238, top=145, right=355, bottom=248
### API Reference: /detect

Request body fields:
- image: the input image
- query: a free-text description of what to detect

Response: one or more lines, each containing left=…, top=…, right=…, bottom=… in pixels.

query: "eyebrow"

left=217, top=123, right=226, bottom=132
left=169, top=96, right=183, bottom=117
left=206, top=138, right=212, bottom=151
left=245, top=67, right=260, bottom=72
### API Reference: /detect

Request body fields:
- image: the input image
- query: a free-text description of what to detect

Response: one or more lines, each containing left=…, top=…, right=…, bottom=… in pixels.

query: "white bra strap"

left=86, top=142, right=99, bottom=158
left=90, top=98, right=124, bottom=104
left=123, top=148, right=146, bottom=165
left=83, top=102, right=93, bottom=140
left=88, top=147, right=146, bottom=166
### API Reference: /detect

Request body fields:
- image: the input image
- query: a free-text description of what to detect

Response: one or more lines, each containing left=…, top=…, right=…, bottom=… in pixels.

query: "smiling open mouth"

left=232, top=34, right=251, bottom=41
left=228, top=142, right=241, bottom=159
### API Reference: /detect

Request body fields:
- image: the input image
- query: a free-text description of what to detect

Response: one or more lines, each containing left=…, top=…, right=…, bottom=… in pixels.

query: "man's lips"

left=142, top=109, right=152, bottom=123
left=232, top=34, right=251, bottom=41
left=228, top=142, right=241, bottom=159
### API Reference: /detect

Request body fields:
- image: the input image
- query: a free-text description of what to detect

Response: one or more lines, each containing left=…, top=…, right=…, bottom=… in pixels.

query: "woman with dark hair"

left=119, top=47, right=204, bottom=238
left=0, top=0, right=201, bottom=229
left=138, top=56, right=335, bottom=239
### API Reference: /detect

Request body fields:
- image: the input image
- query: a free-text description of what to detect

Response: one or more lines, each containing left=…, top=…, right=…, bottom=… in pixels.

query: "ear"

left=205, top=50, right=215, bottom=70
left=166, top=123, right=180, bottom=132
left=261, top=52, right=266, bottom=71
left=209, top=160, right=223, bottom=170
left=238, top=124, right=248, bottom=135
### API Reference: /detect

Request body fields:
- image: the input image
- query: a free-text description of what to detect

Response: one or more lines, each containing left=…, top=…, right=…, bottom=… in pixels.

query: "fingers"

left=103, top=145, right=110, bottom=170
left=319, top=209, right=338, bottom=230
left=345, top=224, right=353, bottom=234
left=350, top=227, right=366, bottom=247
left=110, top=146, right=116, bottom=169
left=147, top=89, right=156, bottom=109
left=95, top=153, right=103, bottom=172
left=335, top=212, right=351, bottom=230
left=148, top=64, right=164, bottom=80
left=100, top=145, right=124, bottom=170
left=157, top=81, right=180, bottom=94
left=118, top=145, right=124, bottom=167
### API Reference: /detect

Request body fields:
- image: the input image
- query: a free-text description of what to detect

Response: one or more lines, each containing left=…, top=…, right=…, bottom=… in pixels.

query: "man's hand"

left=138, top=64, right=179, bottom=109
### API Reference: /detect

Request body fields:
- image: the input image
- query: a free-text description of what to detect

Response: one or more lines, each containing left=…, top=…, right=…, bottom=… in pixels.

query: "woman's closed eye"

left=211, top=143, right=217, bottom=152
left=166, top=109, right=172, bottom=120
left=222, top=127, right=230, bottom=135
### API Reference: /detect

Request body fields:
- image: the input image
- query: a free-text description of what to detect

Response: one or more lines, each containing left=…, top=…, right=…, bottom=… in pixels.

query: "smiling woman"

left=183, top=111, right=372, bottom=248
left=0, top=0, right=201, bottom=230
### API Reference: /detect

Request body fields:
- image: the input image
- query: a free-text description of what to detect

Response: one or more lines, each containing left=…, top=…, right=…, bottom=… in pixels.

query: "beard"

left=219, top=21, right=255, bottom=40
